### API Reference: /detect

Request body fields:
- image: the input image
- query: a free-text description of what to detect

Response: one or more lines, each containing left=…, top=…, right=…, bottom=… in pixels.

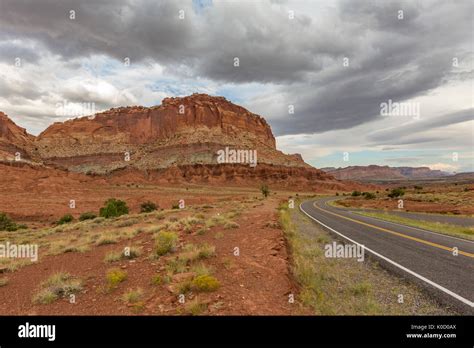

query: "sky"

left=0, top=0, right=472, bottom=173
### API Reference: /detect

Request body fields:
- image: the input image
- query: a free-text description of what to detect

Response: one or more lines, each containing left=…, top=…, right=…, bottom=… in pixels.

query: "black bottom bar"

left=0, top=315, right=472, bottom=346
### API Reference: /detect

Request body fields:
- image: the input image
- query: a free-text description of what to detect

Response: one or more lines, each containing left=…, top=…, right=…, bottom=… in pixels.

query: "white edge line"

left=299, top=201, right=474, bottom=308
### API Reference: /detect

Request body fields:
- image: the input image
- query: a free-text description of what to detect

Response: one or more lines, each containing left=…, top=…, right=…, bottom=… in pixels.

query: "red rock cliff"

left=34, top=94, right=309, bottom=173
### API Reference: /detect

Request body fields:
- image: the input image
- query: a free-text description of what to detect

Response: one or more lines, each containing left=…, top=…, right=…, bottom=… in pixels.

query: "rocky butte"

left=0, top=112, right=36, bottom=162
left=1, top=94, right=349, bottom=189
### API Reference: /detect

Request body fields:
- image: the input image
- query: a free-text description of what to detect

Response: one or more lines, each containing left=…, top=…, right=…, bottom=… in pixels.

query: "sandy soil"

left=0, top=165, right=309, bottom=315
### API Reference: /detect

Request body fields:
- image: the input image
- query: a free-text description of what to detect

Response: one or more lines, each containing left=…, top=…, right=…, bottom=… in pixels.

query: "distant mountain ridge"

left=321, top=165, right=450, bottom=181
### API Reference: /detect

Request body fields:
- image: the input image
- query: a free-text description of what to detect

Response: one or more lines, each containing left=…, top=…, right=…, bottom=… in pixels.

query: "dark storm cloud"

left=267, top=0, right=473, bottom=135
left=0, top=0, right=357, bottom=84
left=0, top=0, right=195, bottom=64
left=0, top=0, right=472, bottom=136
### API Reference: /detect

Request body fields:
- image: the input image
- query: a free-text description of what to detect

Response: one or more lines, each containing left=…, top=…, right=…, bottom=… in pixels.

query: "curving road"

left=300, top=197, right=474, bottom=313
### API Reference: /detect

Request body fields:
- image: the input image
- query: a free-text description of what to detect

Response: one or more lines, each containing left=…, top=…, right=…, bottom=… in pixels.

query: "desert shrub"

left=172, top=203, right=180, bottom=210
left=79, top=212, right=97, bottom=221
left=414, top=185, right=423, bottom=190
left=99, top=198, right=129, bottom=218
left=178, top=243, right=215, bottom=263
left=32, top=272, right=82, bottom=304
left=351, top=191, right=361, bottom=197
left=96, top=235, right=118, bottom=246
left=224, top=221, right=239, bottom=229
left=363, top=192, right=376, bottom=199
left=104, top=251, right=122, bottom=263
left=154, top=231, right=178, bottom=256
left=178, top=281, right=193, bottom=294
left=128, top=246, right=142, bottom=258
left=0, top=213, right=14, bottom=231
left=335, top=192, right=339, bottom=196
left=191, top=275, right=220, bottom=292
left=57, top=214, right=74, bottom=225
left=121, top=288, right=143, bottom=303
left=0, top=213, right=24, bottom=231
left=166, top=258, right=188, bottom=274
left=151, top=275, right=170, bottom=285
left=107, top=246, right=141, bottom=260
left=106, top=268, right=127, bottom=287
left=185, top=299, right=207, bottom=315
left=260, top=184, right=270, bottom=198
left=388, top=188, right=405, bottom=198
left=190, top=263, right=212, bottom=277
left=140, top=201, right=157, bottom=213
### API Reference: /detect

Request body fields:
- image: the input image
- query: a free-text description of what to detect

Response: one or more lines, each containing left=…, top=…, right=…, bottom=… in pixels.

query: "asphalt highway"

left=300, top=197, right=474, bottom=313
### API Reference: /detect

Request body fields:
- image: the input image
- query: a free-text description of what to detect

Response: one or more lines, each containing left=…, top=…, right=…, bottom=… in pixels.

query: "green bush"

left=79, top=212, right=97, bottom=221
left=0, top=213, right=24, bottom=231
left=172, top=203, right=180, bottom=210
left=99, top=198, right=129, bottom=218
left=363, top=192, right=376, bottom=199
left=388, top=188, right=405, bottom=198
left=140, top=201, right=157, bottom=213
left=351, top=191, right=361, bottom=197
left=57, top=214, right=74, bottom=225
left=260, top=184, right=270, bottom=198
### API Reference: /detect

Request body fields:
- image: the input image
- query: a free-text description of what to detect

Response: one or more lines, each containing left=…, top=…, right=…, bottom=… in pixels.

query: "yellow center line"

left=312, top=201, right=474, bottom=259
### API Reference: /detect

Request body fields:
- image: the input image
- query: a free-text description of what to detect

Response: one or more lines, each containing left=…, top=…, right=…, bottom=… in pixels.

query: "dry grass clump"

left=33, top=272, right=82, bottom=304
left=154, top=231, right=178, bottom=256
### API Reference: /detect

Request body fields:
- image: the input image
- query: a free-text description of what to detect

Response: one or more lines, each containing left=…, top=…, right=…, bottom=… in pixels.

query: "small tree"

left=388, top=188, right=405, bottom=198
left=100, top=198, right=129, bottom=218
left=0, top=213, right=17, bottom=231
left=364, top=192, right=376, bottom=199
left=351, top=190, right=361, bottom=197
left=140, top=201, right=157, bottom=213
left=260, top=184, right=270, bottom=198
left=57, top=214, right=74, bottom=225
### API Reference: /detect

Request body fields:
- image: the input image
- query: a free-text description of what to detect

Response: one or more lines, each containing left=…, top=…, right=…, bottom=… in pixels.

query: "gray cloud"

left=367, top=108, right=473, bottom=144
left=0, top=41, right=40, bottom=64
left=0, top=0, right=472, bottom=139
